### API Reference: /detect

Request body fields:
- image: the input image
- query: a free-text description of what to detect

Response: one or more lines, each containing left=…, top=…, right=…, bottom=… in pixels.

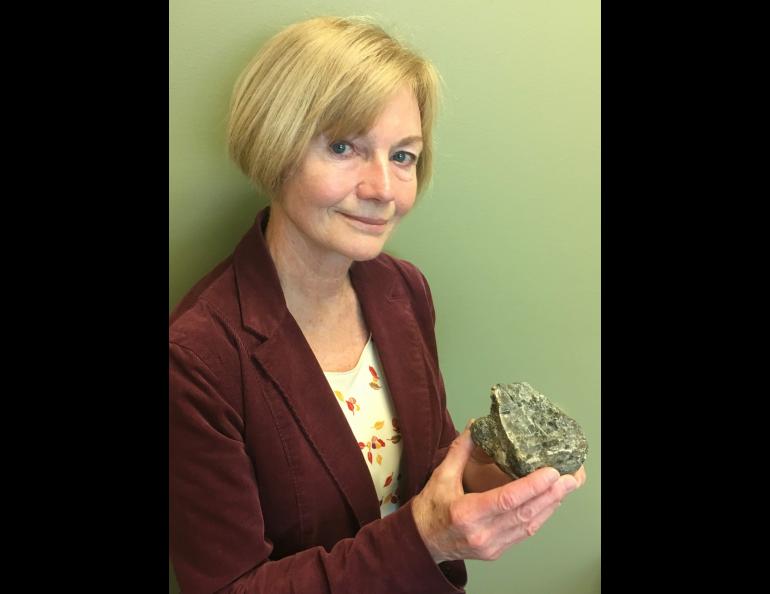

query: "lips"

left=339, top=212, right=389, bottom=226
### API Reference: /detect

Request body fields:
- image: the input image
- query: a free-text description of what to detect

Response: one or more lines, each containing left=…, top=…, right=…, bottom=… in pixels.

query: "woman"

left=170, top=16, right=585, bottom=594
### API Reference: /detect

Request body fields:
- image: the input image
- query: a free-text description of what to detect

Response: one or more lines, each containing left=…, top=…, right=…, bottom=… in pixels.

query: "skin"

left=266, top=85, right=423, bottom=372
left=267, top=85, right=422, bottom=273
left=413, top=423, right=586, bottom=563
left=265, top=84, right=587, bottom=563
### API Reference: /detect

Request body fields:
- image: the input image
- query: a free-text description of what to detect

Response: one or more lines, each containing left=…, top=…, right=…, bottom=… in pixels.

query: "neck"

left=265, top=202, right=353, bottom=306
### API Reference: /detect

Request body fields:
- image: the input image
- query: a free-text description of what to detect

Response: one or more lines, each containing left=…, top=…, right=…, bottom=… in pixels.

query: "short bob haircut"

left=227, top=16, right=440, bottom=199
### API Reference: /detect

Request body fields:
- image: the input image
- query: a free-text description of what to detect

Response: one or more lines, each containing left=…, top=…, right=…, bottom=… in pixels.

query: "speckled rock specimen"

left=471, top=382, right=587, bottom=477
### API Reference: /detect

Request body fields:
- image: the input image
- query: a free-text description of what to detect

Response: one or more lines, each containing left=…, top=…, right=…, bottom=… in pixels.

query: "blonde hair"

left=227, top=16, right=440, bottom=199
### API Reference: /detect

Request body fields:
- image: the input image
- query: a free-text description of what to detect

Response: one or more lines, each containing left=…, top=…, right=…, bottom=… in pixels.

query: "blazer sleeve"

left=170, top=335, right=465, bottom=594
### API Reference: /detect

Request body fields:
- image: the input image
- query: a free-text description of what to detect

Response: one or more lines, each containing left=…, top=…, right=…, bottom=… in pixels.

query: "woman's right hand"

left=411, top=425, right=579, bottom=563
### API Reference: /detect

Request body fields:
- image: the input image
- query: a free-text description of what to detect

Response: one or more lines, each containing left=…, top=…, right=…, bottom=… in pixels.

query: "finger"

left=464, top=466, right=560, bottom=521
left=572, top=465, right=586, bottom=488
left=435, top=424, right=476, bottom=481
left=555, top=474, right=578, bottom=496
left=470, top=475, right=577, bottom=559
left=505, top=498, right=563, bottom=547
left=465, top=418, right=494, bottom=464
left=476, top=497, right=565, bottom=560
left=497, top=474, right=577, bottom=530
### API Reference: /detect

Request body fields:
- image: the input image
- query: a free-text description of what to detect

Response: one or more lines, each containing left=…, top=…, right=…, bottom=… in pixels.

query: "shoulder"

left=170, top=256, right=245, bottom=373
left=171, top=256, right=237, bottom=326
left=169, top=261, right=249, bottom=418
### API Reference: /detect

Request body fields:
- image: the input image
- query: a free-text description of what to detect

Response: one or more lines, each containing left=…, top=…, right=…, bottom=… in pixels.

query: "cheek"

left=301, top=169, right=356, bottom=208
left=395, top=185, right=418, bottom=216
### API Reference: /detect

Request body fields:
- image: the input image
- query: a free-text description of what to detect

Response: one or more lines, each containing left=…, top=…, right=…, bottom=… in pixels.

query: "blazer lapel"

left=251, top=319, right=383, bottom=527
left=350, top=261, right=436, bottom=502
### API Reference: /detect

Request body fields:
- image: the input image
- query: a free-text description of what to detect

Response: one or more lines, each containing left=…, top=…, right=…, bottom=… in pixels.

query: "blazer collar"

left=234, top=207, right=436, bottom=526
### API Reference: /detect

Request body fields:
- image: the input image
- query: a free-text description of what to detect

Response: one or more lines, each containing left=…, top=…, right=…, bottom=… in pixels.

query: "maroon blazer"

left=170, top=208, right=467, bottom=593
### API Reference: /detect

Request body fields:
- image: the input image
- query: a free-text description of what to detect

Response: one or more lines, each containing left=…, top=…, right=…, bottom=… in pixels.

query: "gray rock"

left=471, top=383, right=587, bottom=478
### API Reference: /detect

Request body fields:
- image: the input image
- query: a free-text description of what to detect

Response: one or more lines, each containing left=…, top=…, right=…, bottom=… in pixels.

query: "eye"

left=392, top=150, right=417, bottom=165
left=329, top=141, right=353, bottom=156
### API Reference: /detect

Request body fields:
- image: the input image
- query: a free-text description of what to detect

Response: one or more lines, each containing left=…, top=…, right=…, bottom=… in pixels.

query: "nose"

left=356, top=155, right=395, bottom=202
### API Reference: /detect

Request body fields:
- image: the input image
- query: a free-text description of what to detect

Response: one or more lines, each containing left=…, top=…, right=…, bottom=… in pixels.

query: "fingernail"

left=561, top=476, right=578, bottom=493
left=464, top=418, right=475, bottom=431
left=545, top=468, right=560, bottom=483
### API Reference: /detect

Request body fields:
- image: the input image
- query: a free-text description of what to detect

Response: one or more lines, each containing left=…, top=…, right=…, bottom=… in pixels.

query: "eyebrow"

left=396, top=135, right=424, bottom=147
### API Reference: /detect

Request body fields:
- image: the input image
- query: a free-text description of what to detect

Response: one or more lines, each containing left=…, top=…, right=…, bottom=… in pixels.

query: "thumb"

left=437, top=420, right=476, bottom=481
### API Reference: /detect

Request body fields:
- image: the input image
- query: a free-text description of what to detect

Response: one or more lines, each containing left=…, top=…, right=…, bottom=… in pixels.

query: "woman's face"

left=274, top=85, right=423, bottom=264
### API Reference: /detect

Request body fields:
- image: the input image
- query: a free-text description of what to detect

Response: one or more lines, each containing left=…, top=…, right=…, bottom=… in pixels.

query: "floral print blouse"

left=323, top=336, right=403, bottom=517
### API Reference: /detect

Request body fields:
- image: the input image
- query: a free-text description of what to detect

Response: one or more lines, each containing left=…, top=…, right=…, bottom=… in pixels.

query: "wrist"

left=411, top=492, right=445, bottom=564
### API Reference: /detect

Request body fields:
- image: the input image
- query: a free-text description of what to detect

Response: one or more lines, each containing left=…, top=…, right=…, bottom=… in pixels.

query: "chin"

left=350, top=251, right=384, bottom=262
left=339, top=238, right=389, bottom=262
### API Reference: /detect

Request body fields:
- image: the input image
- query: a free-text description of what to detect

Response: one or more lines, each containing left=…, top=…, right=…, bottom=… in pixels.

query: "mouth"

left=338, top=212, right=389, bottom=226
left=337, top=211, right=392, bottom=235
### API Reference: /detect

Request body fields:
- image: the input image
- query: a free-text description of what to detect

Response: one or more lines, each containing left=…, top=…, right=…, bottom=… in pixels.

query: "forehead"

left=320, top=85, right=422, bottom=142
left=373, top=86, right=422, bottom=132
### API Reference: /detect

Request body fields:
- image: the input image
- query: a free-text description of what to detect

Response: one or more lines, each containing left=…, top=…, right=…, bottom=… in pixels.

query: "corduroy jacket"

left=170, top=208, right=467, bottom=593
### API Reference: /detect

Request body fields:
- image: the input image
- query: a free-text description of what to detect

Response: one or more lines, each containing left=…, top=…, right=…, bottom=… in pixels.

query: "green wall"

left=170, top=1, right=600, bottom=593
